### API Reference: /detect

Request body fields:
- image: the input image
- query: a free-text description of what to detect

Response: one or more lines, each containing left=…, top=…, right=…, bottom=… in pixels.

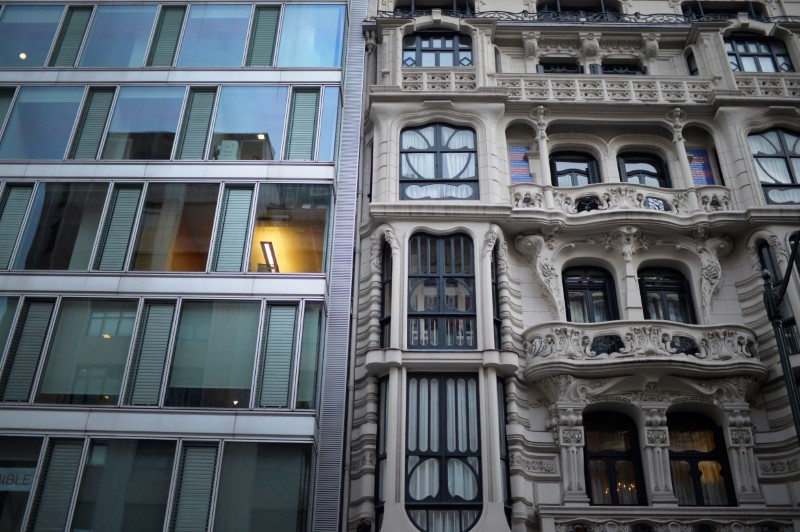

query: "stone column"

left=643, top=408, right=678, bottom=505
left=556, top=408, right=589, bottom=504
left=726, top=409, right=764, bottom=504
left=667, top=108, right=701, bottom=211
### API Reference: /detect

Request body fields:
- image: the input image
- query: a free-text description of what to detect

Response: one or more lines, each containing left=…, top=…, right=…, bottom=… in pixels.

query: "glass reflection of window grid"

left=211, top=86, right=288, bottom=161
left=550, top=152, right=601, bottom=187
left=0, top=5, right=63, bottom=67
left=584, top=412, right=645, bottom=505
left=406, top=375, right=481, bottom=532
left=618, top=153, right=671, bottom=187
left=563, top=268, right=617, bottom=323
left=639, top=269, right=695, bottom=324
left=408, top=234, right=476, bottom=350
left=403, top=32, right=473, bottom=67
left=78, top=6, right=157, bottom=67
left=725, top=34, right=793, bottom=73
left=748, top=129, right=800, bottom=185
left=276, top=4, right=346, bottom=67
left=401, top=124, right=478, bottom=200
left=176, top=4, right=251, bottom=67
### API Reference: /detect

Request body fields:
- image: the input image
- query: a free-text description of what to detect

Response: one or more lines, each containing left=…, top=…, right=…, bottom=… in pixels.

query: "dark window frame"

left=402, top=31, right=473, bottom=67
left=380, top=241, right=392, bottom=348
left=563, top=268, right=619, bottom=323
left=550, top=151, right=601, bottom=187
left=758, top=241, right=800, bottom=353
left=537, top=60, right=582, bottom=73
left=618, top=152, right=671, bottom=188
left=638, top=268, right=696, bottom=324
left=725, top=33, right=794, bottom=73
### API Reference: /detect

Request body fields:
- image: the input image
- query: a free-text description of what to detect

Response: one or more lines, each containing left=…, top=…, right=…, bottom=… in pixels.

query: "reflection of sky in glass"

left=106, top=87, right=184, bottom=134
left=317, top=87, right=340, bottom=161
left=0, top=86, right=83, bottom=160
left=79, top=6, right=157, bottom=67
left=0, top=6, right=63, bottom=67
left=213, top=86, right=288, bottom=154
left=177, top=4, right=250, bottom=67
left=277, top=5, right=346, bottom=67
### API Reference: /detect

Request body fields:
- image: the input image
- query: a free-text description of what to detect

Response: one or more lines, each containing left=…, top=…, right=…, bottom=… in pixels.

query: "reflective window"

left=748, top=128, right=800, bottom=205
left=211, top=86, right=288, bottom=161
left=380, top=241, right=392, bottom=347
left=248, top=184, right=331, bottom=273
left=400, top=123, right=479, bottom=200
left=296, top=302, right=322, bottom=409
left=563, top=268, right=617, bottom=322
left=585, top=412, right=645, bottom=505
left=408, top=233, right=476, bottom=349
left=403, top=32, right=472, bottom=67
left=537, top=61, right=582, bottom=73
left=551, top=151, right=600, bottom=187
left=0, top=297, right=18, bottom=353
left=0, top=86, right=83, bottom=160
left=668, top=412, right=735, bottom=506
left=177, top=4, right=251, bottom=67
left=0, top=5, right=63, bottom=67
left=639, top=268, right=695, bottom=324
left=166, top=300, right=260, bottom=409
left=73, top=439, right=175, bottom=531
left=618, top=153, right=670, bottom=187
left=131, top=183, right=218, bottom=272
left=36, top=299, right=137, bottom=405
left=79, top=6, right=158, bottom=67
left=726, top=34, right=793, bottom=73
left=317, top=87, right=340, bottom=162
left=0, top=436, right=42, bottom=532
left=14, top=183, right=107, bottom=270
left=276, top=4, right=346, bottom=67
left=214, top=443, right=311, bottom=531
left=102, top=86, right=184, bottom=160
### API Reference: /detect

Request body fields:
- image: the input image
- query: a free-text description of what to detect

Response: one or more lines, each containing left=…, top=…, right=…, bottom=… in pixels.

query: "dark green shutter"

left=211, top=187, right=253, bottom=272
left=49, top=7, right=92, bottom=67
left=170, top=444, right=218, bottom=532
left=70, top=88, right=114, bottom=160
left=175, top=89, right=215, bottom=160
left=27, top=439, right=83, bottom=532
left=125, top=302, right=175, bottom=406
left=147, top=6, right=186, bottom=67
left=0, top=88, right=15, bottom=127
left=246, top=6, right=280, bottom=67
left=0, top=185, right=33, bottom=269
left=94, top=186, right=142, bottom=271
left=0, top=300, right=55, bottom=402
left=257, top=305, right=298, bottom=408
left=284, top=89, right=320, bottom=161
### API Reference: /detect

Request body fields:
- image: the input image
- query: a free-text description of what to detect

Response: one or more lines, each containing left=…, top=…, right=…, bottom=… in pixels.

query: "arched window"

left=380, top=241, right=392, bottom=348
left=563, top=268, right=617, bottom=322
left=584, top=411, right=646, bottom=505
left=550, top=151, right=601, bottom=187
left=618, top=152, right=671, bottom=188
left=747, top=128, right=800, bottom=205
left=668, top=412, right=736, bottom=506
left=408, top=233, right=476, bottom=349
left=725, top=34, right=793, bottom=73
left=638, top=268, right=695, bottom=324
left=400, top=123, right=479, bottom=200
left=403, top=31, right=472, bottom=67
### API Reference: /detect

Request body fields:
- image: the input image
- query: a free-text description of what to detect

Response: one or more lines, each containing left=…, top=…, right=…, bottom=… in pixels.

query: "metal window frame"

left=549, top=151, right=601, bottom=187
left=725, top=33, right=794, bottom=73
left=563, top=267, right=619, bottom=322
left=638, top=268, right=696, bottom=324
left=402, top=31, right=473, bottom=67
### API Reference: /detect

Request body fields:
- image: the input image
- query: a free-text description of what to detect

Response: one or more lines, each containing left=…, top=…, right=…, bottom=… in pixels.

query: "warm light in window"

left=18, top=52, right=27, bottom=60
left=102, top=333, right=112, bottom=339
left=232, top=400, right=239, bottom=406
left=260, top=241, right=279, bottom=273
left=257, top=133, right=266, bottom=140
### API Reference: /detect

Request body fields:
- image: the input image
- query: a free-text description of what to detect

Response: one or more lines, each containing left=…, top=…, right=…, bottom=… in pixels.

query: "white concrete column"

left=642, top=408, right=678, bottom=505
left=726, top=410, right=764, bottom=504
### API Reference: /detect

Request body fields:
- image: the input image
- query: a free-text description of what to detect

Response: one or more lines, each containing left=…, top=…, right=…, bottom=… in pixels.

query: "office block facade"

left=347, top=0, right=800, bottom=531
left=0, top=1, right=363, bottom=530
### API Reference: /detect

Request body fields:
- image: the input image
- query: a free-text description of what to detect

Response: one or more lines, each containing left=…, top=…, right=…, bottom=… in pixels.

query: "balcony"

left=522, top=320, right=766, bottom=381
left=734, top=73, right=800, bottom=99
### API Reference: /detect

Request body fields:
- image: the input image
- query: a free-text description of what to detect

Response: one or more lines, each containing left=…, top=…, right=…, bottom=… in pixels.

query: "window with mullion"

left=408, top=234, right=476, bottom=350
left=563, top=268, right=617, bottom=323
left=748, top=128, right=800, bottom=200
left=403, top=32, right=472, bottom=68
left=638, top=268, right=695, bottom=324
left=584, top=411, right=646, bottom=506
left=380, top=242, right=392, bottom=347
left=725, top=34, right=793, bottom=73
left=618, top=153, right=671, bottom=188
left=550, top=152, right=601, bottom=187
left=406, top=374, right=482, bottom=532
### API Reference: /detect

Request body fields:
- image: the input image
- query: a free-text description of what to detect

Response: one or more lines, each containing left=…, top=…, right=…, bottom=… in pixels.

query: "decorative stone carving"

left=590, top=226, right=649, bottom=262
left=673, top=229, right=732, bottom=322
left=760, top=458, right=800, bottom=474
left=515, top=233, right=563, bottom=319
left=666, top=107, right=687, bottom=143
left=523, top=32, right=538, bottom=57
left=483, top=227, right=498, bottom=259
left=510, top=453, right=557, bottom=475
left=365, top=29, right=377, bottom=54
left=642, top=33, right=660, bottom=59
left=580, top=33, right=600, bottom=59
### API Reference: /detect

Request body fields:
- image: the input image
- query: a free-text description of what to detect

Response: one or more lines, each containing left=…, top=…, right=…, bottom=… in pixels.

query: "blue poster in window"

left=509, top=145, right=533, bottom=183
left=687, top=149, right=714, bottom=185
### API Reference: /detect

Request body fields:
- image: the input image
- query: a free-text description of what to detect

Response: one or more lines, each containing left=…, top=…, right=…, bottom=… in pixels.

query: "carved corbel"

left=666, top=107, right=687, bottom=143
left=676, top=229, right=732, bottom=323
left=530, top=105, right=551, bottom=141
left=483, top=226, right=499, bottom=259
left=365, top=29, right=377, bottom=54
left=580, top=33, right=600, bottom=60
left=642, top=33, right=660, bottom=59
left=590, top=226, right=649, bottom=262
left=515, top=233, right=564, bottom=319
left=523, top=32, right=539, bottom=58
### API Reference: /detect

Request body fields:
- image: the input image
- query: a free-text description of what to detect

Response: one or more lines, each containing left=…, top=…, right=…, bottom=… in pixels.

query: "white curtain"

left=748, top=131, right=780, bottom=155
left=405, top=184, right=474, bottom=200
left=441, top=153, right=474, bottom=179
left=755, top=157, right=791, bottom=184
left=402, top=153, right=435, bottom=179
left=402, top=127, right=435, bottom=149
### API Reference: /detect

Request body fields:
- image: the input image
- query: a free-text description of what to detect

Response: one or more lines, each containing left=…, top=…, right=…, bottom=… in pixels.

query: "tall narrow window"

left=48, top=6, right=92, bottom=67
left=748, top=128, right=800, bottom=205
left=147, top=6, right=186, bottom=67
left=563, top=268, right=617, bottom=322
left=550, top=152, right=600, bottom=187
left=402, top=32, right=473, bottom=67
left=584, top=412, right=646, bottom=505
left=295, top=302, right=322, bottom=409
left=0, top=5, right=63, bottom=67
left=491, top=246, right=501, bottom=349
left=211, top=186, right=254, bottom=273
left=0, top=299, right=56, bottom=402
left=401, top=124, right=479, bottom=200
left=381, top=241, right=393, bottom=347
left=408, top=234, right=476, bottom=349
left=668, top=412, right=735, bottom=506
left=26, top=439, right=83, bottom=531
left=375, top=378, right=388, bottom=530
left=0, top=184, right=34, bottom=269
left=175, top=88, right=217, bottom=160
left=246, top=6, right=281, bottom=67
left=406, top=375, right=481, bottom=531
left=70, top=88, right=115, bottom=160
left=639, top=268, right=695, bottom=324
left=284, top=89, right=320, bottom=161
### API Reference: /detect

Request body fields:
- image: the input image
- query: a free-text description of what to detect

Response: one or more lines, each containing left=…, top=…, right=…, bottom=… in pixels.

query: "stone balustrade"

left=401, top=69, right=478, bottom=91
left=734, top=73, right=800, bottom=98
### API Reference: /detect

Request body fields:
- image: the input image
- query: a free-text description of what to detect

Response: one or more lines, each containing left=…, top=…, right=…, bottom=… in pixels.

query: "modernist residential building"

left=347, top=0, right=800, bottom=530
left=0, top=1, right=363, bottom=530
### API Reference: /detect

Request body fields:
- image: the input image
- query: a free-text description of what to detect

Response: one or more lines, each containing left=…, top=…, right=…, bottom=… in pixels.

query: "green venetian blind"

left=70, top=88, right=114, bottom=160
left=125, top=302, right=176, bottom=406
left=0, top=300, right=55, bottom=402
left=147, top=6, right=186, bottom=67
left=49, top=7, right=92, bottom=67
left=211, top=186, right=253, bottom=272
left=175, top=88, right=216, bottom=160
left=94, top=186, right=143, bottom=271
left=0, top=88, right=15, bottom=127
left=257, top=305, right=298, bottom=408
left=27, top=439, right=83, bottom=532
left=284, top=89, right=320, bottom=161
left=246, top=6, right=280, bottom=67
left=170, top=444, right=218, bottom=532
left=0, top=185, right=33, bottom=269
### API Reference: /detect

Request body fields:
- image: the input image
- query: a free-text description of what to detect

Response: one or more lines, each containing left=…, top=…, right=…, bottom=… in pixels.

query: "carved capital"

left=560, top=427, right=584, bottom=446
left=646, top=428, right=669, bottom=446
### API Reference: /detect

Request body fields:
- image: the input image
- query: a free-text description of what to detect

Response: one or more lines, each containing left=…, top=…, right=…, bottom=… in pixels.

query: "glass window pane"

left=102, top=86, right=184, bottom=160
left=176, top=4, right=251, bottom=67
left=757, top=56, right=777, bottom=72
left=131, top=183, right=218, bottom=272
left=670, top=460, right=696, bottom=505
left=698, top=460, right=728, bottom=505
left=587, top=460, right=611, bottom=504
left=669, top=427, right=716, bottom=452
left=79, top=6, right=157, bottom=67
left=0, top=296, right=18, bottom=353
left=211, top=86, right=288, bottom=161
left=568, top=291, right=588, bottom=322
left=615, top=461, right=639, bottom=504
left=0, top=436, right=42, bottom=532
left=214, top=443, right=310, bottom=532
left=166, top=300, right=260, bottom=408
left=0, top=86, right=83, bottom=160
left=72, top=440, right=175, bottom=532
left=277, top=5, right=345, bottom=67
left=248, top=184, right=330, bottom=273
left=14, top=183, right=107, bottom=270
left=0, top=5, right=63, bottom=67
left=317, top=87, right=340, bottom=162
left=36, top=299, right=137, bottom=405
left=741, top=56, right=758, bottom=72
left=295, top=302, right=322, bottom=409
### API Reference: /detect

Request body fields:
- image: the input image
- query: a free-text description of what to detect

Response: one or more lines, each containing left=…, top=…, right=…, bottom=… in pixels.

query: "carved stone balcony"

left=522, top=320, right=766, bottom=381
left=734, top=73, right=800, bottom=98
left=401, top=68, right=478, bottom=92
left=510, top=182, right=734, bottom=218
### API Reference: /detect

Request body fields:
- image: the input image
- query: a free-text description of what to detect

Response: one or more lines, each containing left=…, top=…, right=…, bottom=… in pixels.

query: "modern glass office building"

left=0, top=1, right=363, bottom=530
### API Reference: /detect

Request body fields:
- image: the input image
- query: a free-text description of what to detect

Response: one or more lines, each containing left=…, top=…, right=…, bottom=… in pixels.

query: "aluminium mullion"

left=85, top=181, right=115, bottom=272
left=72, top=6, right=96, bottom=68
left=271, top=5, right=285, bottom=68
left=240, top=182, right=260, bottom=273
left=288, top=300, right=306, bottom=410
left=5, top=181, right=40, bottom=272
left=18, top=434, right=56, bottom=532
left=140, top=5, right=162, bottom=69
left=205, top=439, right=225, bottom=532
left=203, top=86, right=223, bottom=160
left=312, top=87, right=326, bottom=161
left=122, top=181, right=148, bottom=272
left=248, top=300, right=268, bottom=409
left=93, top=87, right=121, bottom=162
left=156, top=298, right=183, bottom=408
left=279, top=86, right=295, bottom=161
left=116, top=297, right=146, bottom=407
left=239, top=4, right=256, bottom=67
left=63, top=438, right=91, bottom=532
left=0, top=296, right=22, bottom=389
left=0, top=85, right=18, bottom=141
left=171, top=5, right=192, bottom=67
left=43, top=5, right=70, bottom=67
left=169, top=85, right=192, bottom=161
left=162, top=439, right=186, bottom=532
left=203, top=183, right=227, bottom=273
left=26, top=296, right=63, bottom=404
